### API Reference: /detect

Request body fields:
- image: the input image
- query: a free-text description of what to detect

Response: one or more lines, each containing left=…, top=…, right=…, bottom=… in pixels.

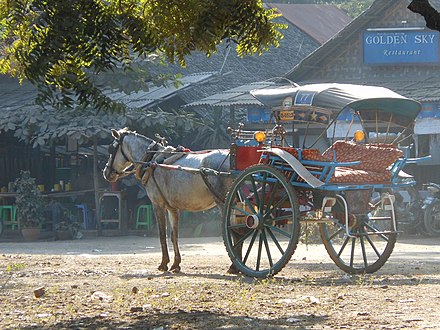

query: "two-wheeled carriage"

left=222, top=83, right=429, bottom=278
left=103, top=83, right=428, bottom=277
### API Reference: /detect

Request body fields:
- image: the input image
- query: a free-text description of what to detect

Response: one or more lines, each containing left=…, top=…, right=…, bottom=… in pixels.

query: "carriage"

left=104, top=83, right=428, bottom=278
left=222, top=83, right=429, bottom=278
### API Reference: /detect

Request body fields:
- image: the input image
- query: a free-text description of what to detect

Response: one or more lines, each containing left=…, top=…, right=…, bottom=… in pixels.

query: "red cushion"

left=322, top=140, right=402, bottom=172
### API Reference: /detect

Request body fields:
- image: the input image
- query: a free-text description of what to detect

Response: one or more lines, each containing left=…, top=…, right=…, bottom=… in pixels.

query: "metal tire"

left=223, top=164, right=300, bottom=278
left=319, top=194, right=397, bottom=274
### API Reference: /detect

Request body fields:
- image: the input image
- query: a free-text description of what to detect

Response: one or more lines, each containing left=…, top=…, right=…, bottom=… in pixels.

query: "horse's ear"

left=111, top=129, right=120, bottom=140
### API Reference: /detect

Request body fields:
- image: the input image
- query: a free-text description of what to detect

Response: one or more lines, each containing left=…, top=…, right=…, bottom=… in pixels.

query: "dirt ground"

left=1, top=234, right=440, bottom=329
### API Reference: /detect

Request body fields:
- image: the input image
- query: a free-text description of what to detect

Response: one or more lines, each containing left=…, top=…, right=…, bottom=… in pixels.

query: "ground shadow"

left=21, top=310, right=328, bottom=330
left=119, top=258, right=440, bottom=288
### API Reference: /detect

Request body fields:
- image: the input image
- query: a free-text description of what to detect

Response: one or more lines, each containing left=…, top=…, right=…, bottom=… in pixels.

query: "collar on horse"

left=134, top=136, right=167, bottom=182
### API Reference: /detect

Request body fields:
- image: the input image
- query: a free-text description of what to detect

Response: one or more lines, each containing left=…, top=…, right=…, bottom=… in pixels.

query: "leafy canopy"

left=0, top=0, right=284, bottom=111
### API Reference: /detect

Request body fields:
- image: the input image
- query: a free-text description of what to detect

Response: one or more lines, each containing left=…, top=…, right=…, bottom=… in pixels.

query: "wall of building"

left=287, top=0, right=440, bottom=183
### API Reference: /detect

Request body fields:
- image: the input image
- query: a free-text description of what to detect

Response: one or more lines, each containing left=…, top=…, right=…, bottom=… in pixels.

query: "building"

left=182, top=3, right=351, bottom=147
left=285, top=0, right=440, bottom=183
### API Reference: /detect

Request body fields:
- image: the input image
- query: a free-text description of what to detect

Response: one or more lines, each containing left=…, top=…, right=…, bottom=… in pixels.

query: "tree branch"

left=408, top=0, right=440, bottom=30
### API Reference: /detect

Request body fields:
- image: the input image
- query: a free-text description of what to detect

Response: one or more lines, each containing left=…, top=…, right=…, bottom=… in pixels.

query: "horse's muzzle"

left=102, top=167, right=118, bottom=182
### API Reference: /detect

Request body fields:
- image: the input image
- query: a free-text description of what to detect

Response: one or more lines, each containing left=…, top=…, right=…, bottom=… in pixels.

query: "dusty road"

left=1, top=235, right=440, bottom=329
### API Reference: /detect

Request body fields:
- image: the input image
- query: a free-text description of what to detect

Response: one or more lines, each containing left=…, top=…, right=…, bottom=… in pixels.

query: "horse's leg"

left=227, top=232, right=243, bottom=274
left=154, top=204, right=170, bottom=271
left=168, top=209, right=181, bottom=273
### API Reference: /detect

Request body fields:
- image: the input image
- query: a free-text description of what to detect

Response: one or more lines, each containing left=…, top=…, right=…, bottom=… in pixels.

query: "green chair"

left=135, top=205, right=154, bottom=231
left=1, top=205, right=19, bottom=230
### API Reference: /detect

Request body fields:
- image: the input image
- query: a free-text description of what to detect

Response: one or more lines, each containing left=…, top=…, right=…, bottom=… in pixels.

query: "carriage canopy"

left=251, top=83, right=421, bottom=127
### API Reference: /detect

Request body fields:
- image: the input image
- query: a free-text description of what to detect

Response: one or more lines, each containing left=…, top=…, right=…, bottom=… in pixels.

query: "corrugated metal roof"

left=266, top=3, right=352, bottom=44
left=0, top=72, right=216, bottom=111
left=104, top=72, right=216, bottom=108
left=184, top=81, right=289, bottom=108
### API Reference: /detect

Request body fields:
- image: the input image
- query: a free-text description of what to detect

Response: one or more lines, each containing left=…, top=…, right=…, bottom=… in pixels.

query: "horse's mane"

left=117, top=127, right=154, bottom=144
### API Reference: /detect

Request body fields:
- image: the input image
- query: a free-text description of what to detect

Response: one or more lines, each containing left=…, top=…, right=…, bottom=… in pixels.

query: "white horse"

left=103, top=128, right=233, bottom=273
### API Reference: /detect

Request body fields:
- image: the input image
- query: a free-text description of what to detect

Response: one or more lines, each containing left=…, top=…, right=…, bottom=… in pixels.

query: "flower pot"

left=56, top=230, right=72, bottom=240
left=21, top=227, right=41, bottom=241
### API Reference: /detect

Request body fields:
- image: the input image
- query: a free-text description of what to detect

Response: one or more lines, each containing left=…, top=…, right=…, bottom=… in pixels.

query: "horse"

left=102, top=128, right=233, bottom=273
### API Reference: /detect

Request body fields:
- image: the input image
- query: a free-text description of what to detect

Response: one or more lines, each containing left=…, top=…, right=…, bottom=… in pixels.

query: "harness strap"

left=140, top=167, right=154, bottom=185
left=151, top=167, right=173, bottom=210
left=199, top=168, right=227, bottom=205
left=119, top=134, right=131, bottom=162
left=135, top=141, right=163, bottom=181
left=135, top=146, right=227, bottom=208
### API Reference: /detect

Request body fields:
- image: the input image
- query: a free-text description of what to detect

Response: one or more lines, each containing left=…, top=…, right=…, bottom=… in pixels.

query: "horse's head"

left=103, top=128, right=134, bottom=182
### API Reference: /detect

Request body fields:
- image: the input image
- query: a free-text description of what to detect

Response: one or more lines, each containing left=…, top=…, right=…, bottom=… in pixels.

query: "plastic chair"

left=135, top=205, right=153, bottom=230
left=99, top=192, right=122, bottom=230
left=75, top=204, right=94, bottom=230
left=1, top=205, right=18, bottom=230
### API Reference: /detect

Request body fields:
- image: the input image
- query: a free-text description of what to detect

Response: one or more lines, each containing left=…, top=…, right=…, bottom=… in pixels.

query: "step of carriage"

left=368, top=216, right=393, bottom=221
left=346, top=230, right=400, bottom=237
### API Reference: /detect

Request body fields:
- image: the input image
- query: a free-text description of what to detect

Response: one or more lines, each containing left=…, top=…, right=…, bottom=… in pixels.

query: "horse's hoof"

left=227, top=264, right=240, bottom=275
left=158, top=265, right=168, bottom=272
left=170, top=266, right=181, bottom=273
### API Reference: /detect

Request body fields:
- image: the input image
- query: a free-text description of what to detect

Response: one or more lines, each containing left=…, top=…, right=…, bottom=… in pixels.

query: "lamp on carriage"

left=354, top=130, right=365, bottom=142
left=254, top=131, right=266, bottom=143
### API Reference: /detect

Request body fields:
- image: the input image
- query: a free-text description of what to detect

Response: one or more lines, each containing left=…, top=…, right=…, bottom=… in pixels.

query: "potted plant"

left=55, top=214, right=82, bottom=240
left=54, top=221, right=72, bottom=240
left=13, top=170, right=45, bottom=241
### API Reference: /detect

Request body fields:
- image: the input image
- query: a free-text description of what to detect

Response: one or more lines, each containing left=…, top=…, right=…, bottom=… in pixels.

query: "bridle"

left=107, top=132, right=164, bottom=178
left=107, top=132, right=133, bottom=177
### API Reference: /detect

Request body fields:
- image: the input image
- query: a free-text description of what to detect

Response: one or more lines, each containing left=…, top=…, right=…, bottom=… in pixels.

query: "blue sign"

left=363, top=30, right=439, bottom=64
left=247, top=108, right=273, bottom=123
left=294, top=91, right=315, bottom=105
left=418, top=102, right=440, bottom=118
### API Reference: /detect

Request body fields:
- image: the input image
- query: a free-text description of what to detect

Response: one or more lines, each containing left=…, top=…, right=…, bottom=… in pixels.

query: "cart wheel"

left=424, top=200, right=440, bottom=237
left=319, top=193, right=397, bottom=274
left=223, top=164, right=300, bottom=278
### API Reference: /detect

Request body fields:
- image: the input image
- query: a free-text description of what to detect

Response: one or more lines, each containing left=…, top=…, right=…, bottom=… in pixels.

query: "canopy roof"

left=251, top=83, right=421, bottom=123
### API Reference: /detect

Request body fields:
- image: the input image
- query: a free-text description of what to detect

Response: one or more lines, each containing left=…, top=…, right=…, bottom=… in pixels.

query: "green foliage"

left=177, top=107, right=247, bottom=149
left=337, top=0, right=374, bottom=18
left=13, top=170, right=45, bottom=228
left=0, top=0, right=284, bottom=111
left=264, top=0, right=374, bottom=18
left=0, top=97, right=197, bottom=147
left=1, top=263, right=25, bottom=289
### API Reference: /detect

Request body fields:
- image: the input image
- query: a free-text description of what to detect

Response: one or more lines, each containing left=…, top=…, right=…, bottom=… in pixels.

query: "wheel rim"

left=223, top=165, right=300, bottom=278
left=320, top=194, right=396, bottom=274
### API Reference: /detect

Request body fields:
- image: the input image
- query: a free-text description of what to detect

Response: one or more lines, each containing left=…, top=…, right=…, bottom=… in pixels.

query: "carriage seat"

left=321, top=140, right=403, bottom=184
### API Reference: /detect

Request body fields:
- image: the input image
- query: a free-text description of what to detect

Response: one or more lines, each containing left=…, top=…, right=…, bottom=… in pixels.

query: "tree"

left=0, top=0, right=284, bottom=111
left=0, top=101, right=196, bottom=148
left=408, top=0, right=440, bottom=30
left=261, top=0, right=374, bottom=18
